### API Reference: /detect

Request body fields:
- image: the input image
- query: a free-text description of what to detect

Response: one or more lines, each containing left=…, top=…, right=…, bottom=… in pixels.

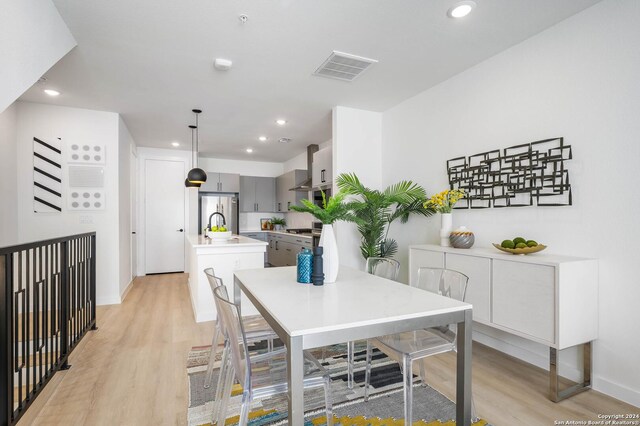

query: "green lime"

left=501, top=240, right=515, bottom=249
left=513, top=237, right=526, bottom=245
left=526, top=240, right=538, bottom=247
left=515, top=242, right=527, bottom=249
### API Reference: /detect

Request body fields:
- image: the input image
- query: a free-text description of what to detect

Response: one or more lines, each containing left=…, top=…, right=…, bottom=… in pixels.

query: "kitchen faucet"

left=207, top=212, right=226, bottom=231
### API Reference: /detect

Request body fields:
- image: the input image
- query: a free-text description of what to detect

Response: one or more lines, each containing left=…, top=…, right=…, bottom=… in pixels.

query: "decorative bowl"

left=492, top=243, right=547, bottom=255
left=450, top=226, right=475, bottom=249
left=210, top=231, right=233, bottom=241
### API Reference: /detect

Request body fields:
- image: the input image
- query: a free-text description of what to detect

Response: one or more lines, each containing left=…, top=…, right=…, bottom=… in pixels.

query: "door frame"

left=130, top=146, right=138, bottom=281
left=137, top=148, right=191, bottom=276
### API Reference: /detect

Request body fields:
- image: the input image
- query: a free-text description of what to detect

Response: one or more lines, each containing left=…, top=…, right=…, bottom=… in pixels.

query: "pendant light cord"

left=194, top=111, right=199, bottom=168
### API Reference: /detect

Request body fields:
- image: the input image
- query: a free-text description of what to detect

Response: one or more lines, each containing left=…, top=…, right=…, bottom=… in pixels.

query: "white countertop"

left=187, top=234, right=268, bottom=248
left=240, top=230, right=315, bottom=240
left=410, top=244, right=595, bottom=266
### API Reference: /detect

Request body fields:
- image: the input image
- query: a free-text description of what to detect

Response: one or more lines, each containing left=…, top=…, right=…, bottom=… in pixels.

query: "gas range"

left=286, top=228, right=313, bottom=235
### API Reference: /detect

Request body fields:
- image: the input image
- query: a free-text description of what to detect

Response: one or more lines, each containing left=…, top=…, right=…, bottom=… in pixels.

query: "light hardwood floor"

left=17, top=273, right=638, bottom=426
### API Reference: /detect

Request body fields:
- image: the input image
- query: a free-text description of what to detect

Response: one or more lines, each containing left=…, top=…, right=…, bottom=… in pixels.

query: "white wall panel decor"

left=32, top=136, right=62, bottom=212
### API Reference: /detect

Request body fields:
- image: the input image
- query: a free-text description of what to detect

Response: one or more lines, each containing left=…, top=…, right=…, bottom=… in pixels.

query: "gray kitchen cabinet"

left=239, top=176, right=257, bottom=212
left=266, top=232, right=313, bottom=267
left=218, top=173, right=240, bottom=193
left=199, top=172, right=240, bottom=193
left=240, top=176, right=276, bottom=212
left=312, top=147, right=332, bottom=188
left=241, top=231, right=267, bottom=242
left=255, top=177, right=276, bottom=212
left=275, top=169, right=307, bottom=212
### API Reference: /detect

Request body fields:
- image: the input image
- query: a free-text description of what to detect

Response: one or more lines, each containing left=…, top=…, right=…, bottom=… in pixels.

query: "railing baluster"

left=1, top=253, right=14, bottom=426
left=90, top=235, right=96, bottom=329
left=1, top=233, right=95, bottom=425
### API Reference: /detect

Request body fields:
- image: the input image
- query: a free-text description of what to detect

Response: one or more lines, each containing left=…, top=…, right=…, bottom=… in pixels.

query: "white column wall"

left=0, top=103, right=18, bottom=246
left=15, top=102, right=125, bottom=305
left=332, top=106, right=382, bottom=271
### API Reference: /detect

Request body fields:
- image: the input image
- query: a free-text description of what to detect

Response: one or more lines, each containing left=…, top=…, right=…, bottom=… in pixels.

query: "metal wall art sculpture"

left=447, top=137, right=572, bottom=208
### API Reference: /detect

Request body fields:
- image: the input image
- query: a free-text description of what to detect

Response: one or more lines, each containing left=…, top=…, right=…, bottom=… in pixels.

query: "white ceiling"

left=20, top=0, right=601, bottom=162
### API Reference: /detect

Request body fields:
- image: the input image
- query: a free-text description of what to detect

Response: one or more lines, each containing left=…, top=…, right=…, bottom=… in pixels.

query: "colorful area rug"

left=187, top=342, right=488, bottom=426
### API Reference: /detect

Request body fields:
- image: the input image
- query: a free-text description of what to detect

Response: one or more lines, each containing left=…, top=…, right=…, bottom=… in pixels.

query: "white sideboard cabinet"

left=409, top=244, right=598, bottom=402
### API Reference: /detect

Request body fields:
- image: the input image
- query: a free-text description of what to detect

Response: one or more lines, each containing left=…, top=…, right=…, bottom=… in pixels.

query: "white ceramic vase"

left=319, top=224, right=339, bottom=283
left=440, top=213, right=453, bottom=247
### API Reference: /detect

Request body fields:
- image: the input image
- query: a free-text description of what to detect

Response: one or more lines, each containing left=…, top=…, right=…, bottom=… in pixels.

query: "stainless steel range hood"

left=289, top=144, right=319, bottom=191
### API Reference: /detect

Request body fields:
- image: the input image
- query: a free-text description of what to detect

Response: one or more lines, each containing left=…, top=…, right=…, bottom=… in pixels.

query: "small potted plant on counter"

left=270, top=217, right=287, bottom=231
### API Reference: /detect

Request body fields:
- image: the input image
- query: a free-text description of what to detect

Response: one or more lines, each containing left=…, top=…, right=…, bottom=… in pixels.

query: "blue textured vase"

left=297, top=249, right=313, bottom=284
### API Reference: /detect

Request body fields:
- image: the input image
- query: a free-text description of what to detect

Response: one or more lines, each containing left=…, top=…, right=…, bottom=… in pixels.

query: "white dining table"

left=233, top=265, right=473, bottom=426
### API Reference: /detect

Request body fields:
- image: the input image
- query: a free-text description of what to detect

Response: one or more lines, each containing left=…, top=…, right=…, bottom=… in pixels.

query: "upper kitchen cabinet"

left=276, top=169, right=307, bottom=212
left=312, top=147, right=332, bottom=188
left=199, top=172, right=240, bottom=193
left=240, top=176, right=276, bottom=212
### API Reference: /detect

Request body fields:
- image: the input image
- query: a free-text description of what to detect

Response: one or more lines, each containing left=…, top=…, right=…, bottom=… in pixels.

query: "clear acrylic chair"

left=203, top=268, right=280, bottom=389
left=344, top=257, right=401, bottom=388
left=365, top=257, right=401, bottom=280
left=363, top=267, right=473, bottom=425
left=212, top=285, right=334, bottom=426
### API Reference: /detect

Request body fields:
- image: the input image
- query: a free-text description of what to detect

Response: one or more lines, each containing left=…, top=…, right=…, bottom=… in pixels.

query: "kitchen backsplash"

left=285, top=212, right=315, bottom=229
left=239, top=211, right=314, bottom=231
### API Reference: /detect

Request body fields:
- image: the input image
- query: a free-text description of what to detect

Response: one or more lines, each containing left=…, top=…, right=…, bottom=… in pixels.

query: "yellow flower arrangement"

left=424, top=189, right=466, bottom=213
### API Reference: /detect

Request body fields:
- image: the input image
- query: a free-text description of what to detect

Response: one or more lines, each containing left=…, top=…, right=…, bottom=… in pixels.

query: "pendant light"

left=185, top=124, right=200, bottom=188
left=187, top=109, right=207, bottom=184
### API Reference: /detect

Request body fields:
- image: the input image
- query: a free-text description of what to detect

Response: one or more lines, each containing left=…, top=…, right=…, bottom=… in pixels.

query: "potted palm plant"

left=270, top=217, right=286, bottom=231
left=290, top=190, right=356, bottom=283
left=336, top=173, right=435, bottom=260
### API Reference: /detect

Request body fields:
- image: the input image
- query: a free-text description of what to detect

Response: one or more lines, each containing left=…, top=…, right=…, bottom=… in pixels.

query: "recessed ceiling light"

left=276, top=119, right=287, bottom=126
left=279, top=138, right=292, bottom=144
left=246, top=148, right=253, bottom=153
left=44, top=89, right=60, bottom=96
left=171, top=142, right=180, bottom=147
left=448, top=1, right=476, bottom=18
left=258, top=136, right=268, bottom=142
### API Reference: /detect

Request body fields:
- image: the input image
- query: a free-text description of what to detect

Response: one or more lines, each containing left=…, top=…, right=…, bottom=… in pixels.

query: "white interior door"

left=130, top=150, right=138, bottom=279
left=145, top=159, right=185, bottom=274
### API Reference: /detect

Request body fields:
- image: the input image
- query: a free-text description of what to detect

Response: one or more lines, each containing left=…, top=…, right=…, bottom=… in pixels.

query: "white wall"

left=15, top=102, right=125, bottom=305
left=199, top=157, right=283, bottom=177
left=332, top=106, right=382, bottom=270
left=380, top=0, right=640, bottom=406
left=118, top=118, right=135, bottom=297
left=282, top=139, right=332, bottom=173
left=0, top=103, right=18, bottom=246
left=0, top=0, right=76, bottom=112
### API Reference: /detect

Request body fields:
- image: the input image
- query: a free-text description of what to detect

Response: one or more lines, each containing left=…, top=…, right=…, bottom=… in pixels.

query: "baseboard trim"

left=96, top=296, right=122, bottom=306
left=120, top=277, right=135, bottom=302
left=594, top=375, right=640, bottom=408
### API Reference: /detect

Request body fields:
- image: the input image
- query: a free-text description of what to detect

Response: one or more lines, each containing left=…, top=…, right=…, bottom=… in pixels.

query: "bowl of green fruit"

left=493, top=237, right=546, bottom=255
left=209, top=226, right=232, bottom=241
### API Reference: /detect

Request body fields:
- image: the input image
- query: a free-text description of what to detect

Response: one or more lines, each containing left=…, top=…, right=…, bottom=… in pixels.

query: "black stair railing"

left=0, top=232, right=96, bottom=426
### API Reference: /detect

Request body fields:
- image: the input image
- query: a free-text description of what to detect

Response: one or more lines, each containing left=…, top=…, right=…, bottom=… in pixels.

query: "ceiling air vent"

left=313, top=51, right=378, bottom=82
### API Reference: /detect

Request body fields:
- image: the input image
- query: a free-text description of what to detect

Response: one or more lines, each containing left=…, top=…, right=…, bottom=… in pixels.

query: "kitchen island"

left=187, top=234, right=267, bottom=322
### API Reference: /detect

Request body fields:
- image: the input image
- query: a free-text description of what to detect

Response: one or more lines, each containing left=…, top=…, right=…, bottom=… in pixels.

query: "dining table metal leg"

left=456, top=309, right=473, bottom=426
left=287, top=335, right=305, bottom=426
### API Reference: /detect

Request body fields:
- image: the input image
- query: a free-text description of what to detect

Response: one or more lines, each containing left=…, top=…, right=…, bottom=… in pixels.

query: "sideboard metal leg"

left=549, top=342, right=592, bottom=402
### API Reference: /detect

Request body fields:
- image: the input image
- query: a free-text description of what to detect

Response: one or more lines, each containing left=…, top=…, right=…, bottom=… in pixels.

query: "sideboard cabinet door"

left=408, top=249, right=444, bottom=286
left=492, top=259, right=555, bottom=344
left=446, top=254, right=491, bottom=324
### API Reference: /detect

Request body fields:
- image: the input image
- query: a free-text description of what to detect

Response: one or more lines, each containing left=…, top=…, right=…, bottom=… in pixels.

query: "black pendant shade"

left=185, top=178, right=200, bottom=188
left=186, top=111, right=207, bottom=186
left=187, top=168, right=207, bottom=184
